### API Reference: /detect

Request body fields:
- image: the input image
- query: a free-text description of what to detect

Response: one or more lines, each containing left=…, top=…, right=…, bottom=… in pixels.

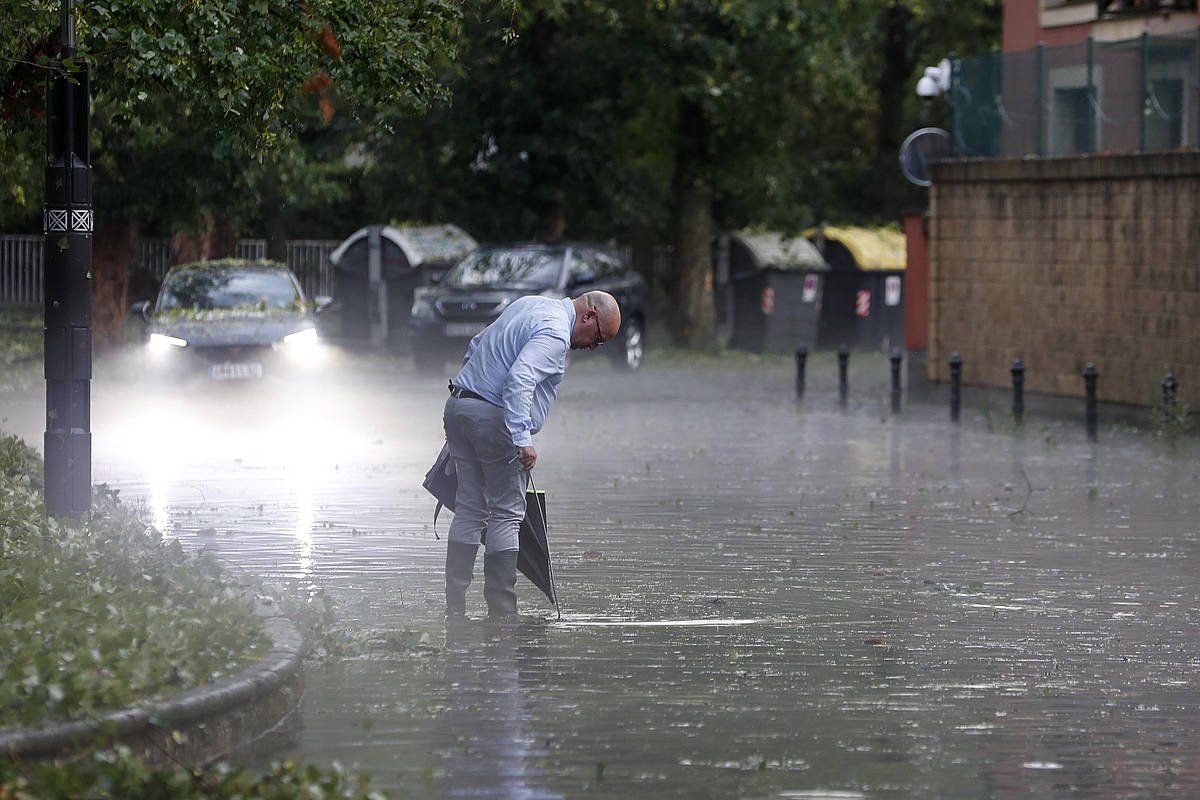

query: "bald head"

left=570, top=291, right=622, bottom=351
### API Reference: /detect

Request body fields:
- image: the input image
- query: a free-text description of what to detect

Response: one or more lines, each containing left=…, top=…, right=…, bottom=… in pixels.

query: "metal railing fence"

left=0, top=235, right=43, bottom=307
left=286, top=240, right=337, bottom=299
left=0, top=236, right=340, bottom=307
left=951, top=29, right=1200, bottom=158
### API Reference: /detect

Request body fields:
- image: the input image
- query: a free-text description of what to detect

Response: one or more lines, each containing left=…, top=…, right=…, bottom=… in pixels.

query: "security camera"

left=916, top=59, right=951, bottom=99
left=917, top=73, right=941, bottom=98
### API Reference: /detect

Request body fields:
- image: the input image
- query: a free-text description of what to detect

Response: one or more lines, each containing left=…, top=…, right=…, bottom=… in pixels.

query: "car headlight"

left=279, top=326, right=323, bottom=366
left=147, top=333, right=187, bottom=354
left=282, top=327, right=318, bottom=347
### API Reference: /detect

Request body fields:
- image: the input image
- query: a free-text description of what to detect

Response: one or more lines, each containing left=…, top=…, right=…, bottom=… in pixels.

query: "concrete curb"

left=0, top=613, right=304, bottom=765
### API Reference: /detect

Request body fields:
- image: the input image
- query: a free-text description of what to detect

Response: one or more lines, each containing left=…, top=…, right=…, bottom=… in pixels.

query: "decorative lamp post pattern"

left=43, top=0, right=93, bottom=518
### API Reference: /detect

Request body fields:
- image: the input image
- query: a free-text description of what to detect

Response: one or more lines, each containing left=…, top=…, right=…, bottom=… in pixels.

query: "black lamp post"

left=43, top=0, right=93, bottom=518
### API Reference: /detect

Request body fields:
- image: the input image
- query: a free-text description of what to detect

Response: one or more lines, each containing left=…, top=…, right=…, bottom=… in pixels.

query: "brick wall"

left=928, top=153, right=1200, bottom=408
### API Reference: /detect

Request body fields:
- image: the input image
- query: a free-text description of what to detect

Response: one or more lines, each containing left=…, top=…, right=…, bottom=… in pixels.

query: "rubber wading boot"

left=445, top=542, right=479, bottom=617
left=483, top=549, right=519, bottom=619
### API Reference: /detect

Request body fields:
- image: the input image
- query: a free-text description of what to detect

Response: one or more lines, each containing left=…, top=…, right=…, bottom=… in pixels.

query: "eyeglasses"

left=591, top=309, right=606, bottom=346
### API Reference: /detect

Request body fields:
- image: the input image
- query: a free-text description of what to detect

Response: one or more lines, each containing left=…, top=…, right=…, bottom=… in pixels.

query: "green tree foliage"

left=854, top=0, right=1001, bottom=219
left=616, top=1, right=865, bottom=344
left=1, top=0, right=468, bottom=349
left=1, top=0, right=464, bottom=229
left=354, top=2, right=632, bottom=243
left=622, top=0, right=997, bottom=344
left=2, top=1, right=997, bottom=348
left=357, top=1, right=995, bottom=345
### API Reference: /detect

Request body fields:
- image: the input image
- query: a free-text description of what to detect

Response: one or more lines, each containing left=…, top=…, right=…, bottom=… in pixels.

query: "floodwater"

left=6, top=349, right=1200, bottom=798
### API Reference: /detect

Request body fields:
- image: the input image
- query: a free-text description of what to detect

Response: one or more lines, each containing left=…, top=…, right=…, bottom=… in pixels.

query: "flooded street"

left=7, top=350, right=1199, bottom=798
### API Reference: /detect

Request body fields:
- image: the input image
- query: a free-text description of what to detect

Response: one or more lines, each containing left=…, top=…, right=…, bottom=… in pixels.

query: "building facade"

left=1006, top=1, right=1198, bottom=52
left=924, top=1, right=1200, bottom=410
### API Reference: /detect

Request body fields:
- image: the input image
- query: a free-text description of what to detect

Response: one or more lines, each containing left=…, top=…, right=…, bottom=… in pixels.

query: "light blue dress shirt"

left=452, top=296, right=575, bottom=448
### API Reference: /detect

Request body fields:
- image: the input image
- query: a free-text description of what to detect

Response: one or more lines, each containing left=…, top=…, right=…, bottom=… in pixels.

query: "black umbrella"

left=423, top=444, right=559, bottom=611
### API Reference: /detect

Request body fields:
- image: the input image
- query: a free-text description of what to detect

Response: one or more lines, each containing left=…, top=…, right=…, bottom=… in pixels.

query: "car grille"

left=436, top=299, right=506, bottom=320
left=189, top=344, right=272, bottom=364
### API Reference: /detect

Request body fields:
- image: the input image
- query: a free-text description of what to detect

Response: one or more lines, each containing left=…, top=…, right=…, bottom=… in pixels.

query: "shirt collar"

left=563, top=297, right=576, bottom=330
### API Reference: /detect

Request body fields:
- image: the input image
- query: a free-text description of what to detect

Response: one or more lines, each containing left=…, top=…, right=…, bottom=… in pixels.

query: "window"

left=443, top=247, right=563, bottom=290
left=1098, top=0, right=1198, bottom=17
left=159, top=269, right=300, bottom=311
left=569, top=249, right=624, bottom=285
left=589, top=251, right=624, bottom=280
left=567, top=250, right=598, bottom=284
left=1041, top=0, right=1098, bottom=27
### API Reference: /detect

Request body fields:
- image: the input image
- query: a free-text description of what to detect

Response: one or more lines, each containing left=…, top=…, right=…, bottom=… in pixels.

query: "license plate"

left=444, top=322, right=487, bottom=337
left=209, top=362, right=263, bottom=380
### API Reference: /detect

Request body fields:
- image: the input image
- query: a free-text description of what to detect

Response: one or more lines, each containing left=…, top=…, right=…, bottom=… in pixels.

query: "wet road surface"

left=6, top=350, right=1199, bottom=798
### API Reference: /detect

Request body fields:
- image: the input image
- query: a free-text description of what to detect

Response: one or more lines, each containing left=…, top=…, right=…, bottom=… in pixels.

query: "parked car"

left=408, top=243, right=647, bottom=372
left=132, top=259, right=331, bottom=382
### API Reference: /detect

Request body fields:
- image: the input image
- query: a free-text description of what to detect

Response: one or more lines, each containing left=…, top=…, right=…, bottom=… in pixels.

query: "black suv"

left=409, top=243, right=646, bottom=372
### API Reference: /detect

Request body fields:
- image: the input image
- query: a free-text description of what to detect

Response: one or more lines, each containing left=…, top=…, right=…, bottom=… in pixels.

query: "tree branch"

left=1, top=33, right=57, bottom=119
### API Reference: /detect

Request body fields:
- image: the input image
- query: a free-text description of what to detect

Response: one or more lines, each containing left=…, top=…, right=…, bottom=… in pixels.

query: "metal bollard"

left=948, top=352, right=963, bottom=423
left=889, top=349, right=903, bottom=413
left=1083, top=363, right=1098, bottom=441
left=1161, top=371, right=1178, bottom=429
left=1011, top=359, right=1025, bottom=424
left=795, top=345, right=808, bottom=399
left=837, top=345, right=849, bottom=407
left=1162, top=371, right=1178, bottom=407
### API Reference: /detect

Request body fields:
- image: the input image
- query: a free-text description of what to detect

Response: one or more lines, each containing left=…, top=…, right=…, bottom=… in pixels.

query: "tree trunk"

left=874, top=2, right=917, bottom=219
left=627, top=220, right=662, bottom=319
left=670, top=102, right=715, bottom=348
left=209, top=215, right=237, bottom=259
left=91, top=220, right=138, bottom=353
left=170, top=211, right=237, bottom=266
left=535, top=192, right=566, bottom=244
left=262, top=161, right=288, bottom=262
left=170, top=229, right=205, bottom=266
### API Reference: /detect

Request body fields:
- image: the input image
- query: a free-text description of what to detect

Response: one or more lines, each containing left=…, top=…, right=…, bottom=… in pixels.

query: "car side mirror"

left=130, top=300, right=151, bottom=322
left=314, top=295, right=334, bottom=313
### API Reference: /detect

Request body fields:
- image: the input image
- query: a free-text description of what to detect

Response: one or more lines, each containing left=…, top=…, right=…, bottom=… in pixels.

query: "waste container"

left=324, top=224, right=476, bottom=349
left=718, top=231, right=829, bottom=354
left=808, top=225, right=906, bottom=352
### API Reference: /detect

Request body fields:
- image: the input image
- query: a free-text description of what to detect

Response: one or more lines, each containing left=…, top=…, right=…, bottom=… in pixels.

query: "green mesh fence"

left=951, top=31, right=1200, bottom=158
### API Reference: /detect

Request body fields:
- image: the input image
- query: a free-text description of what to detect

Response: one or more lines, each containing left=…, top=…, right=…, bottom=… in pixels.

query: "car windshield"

left=443, top=248, right=562, bottom=289
left=158, top=268, right=300, bottom=312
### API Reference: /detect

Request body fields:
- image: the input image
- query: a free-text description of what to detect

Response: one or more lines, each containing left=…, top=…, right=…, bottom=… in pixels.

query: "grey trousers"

left=443, top=395, right=528, bottom=553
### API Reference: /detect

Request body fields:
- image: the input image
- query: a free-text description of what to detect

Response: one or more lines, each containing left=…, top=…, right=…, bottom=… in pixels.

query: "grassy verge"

left=0, top=308, right=42, bottom=395
left=0, top=752, right=386, bottom=799
left=0, top=307, right=40, bottom=369
left=0, top=432, right=269, bottom=728
left=0, top=430, right=381, bottom=797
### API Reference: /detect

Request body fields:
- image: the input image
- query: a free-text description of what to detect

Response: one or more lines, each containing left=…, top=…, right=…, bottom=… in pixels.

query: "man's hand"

left=515, top=446, right=537, bottom=471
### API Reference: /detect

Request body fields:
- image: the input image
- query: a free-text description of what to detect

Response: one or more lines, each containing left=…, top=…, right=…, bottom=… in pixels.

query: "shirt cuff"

left=512, top=432, right=533, bottom=448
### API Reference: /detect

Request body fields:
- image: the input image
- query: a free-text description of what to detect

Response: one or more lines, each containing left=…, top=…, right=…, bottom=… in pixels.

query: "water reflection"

left=290, top=452, right=318, bottom=579
left=147, top=457, right=174, bottom=537
left=949, top=425, right=961, bottom=476
left=888, top=423, right=901, bottom=484
left=437, top=624, right=558, bottom=799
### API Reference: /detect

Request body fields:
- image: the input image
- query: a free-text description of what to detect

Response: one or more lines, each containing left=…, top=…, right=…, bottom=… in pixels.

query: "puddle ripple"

left=79, top=360, right=1200, bottom=799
